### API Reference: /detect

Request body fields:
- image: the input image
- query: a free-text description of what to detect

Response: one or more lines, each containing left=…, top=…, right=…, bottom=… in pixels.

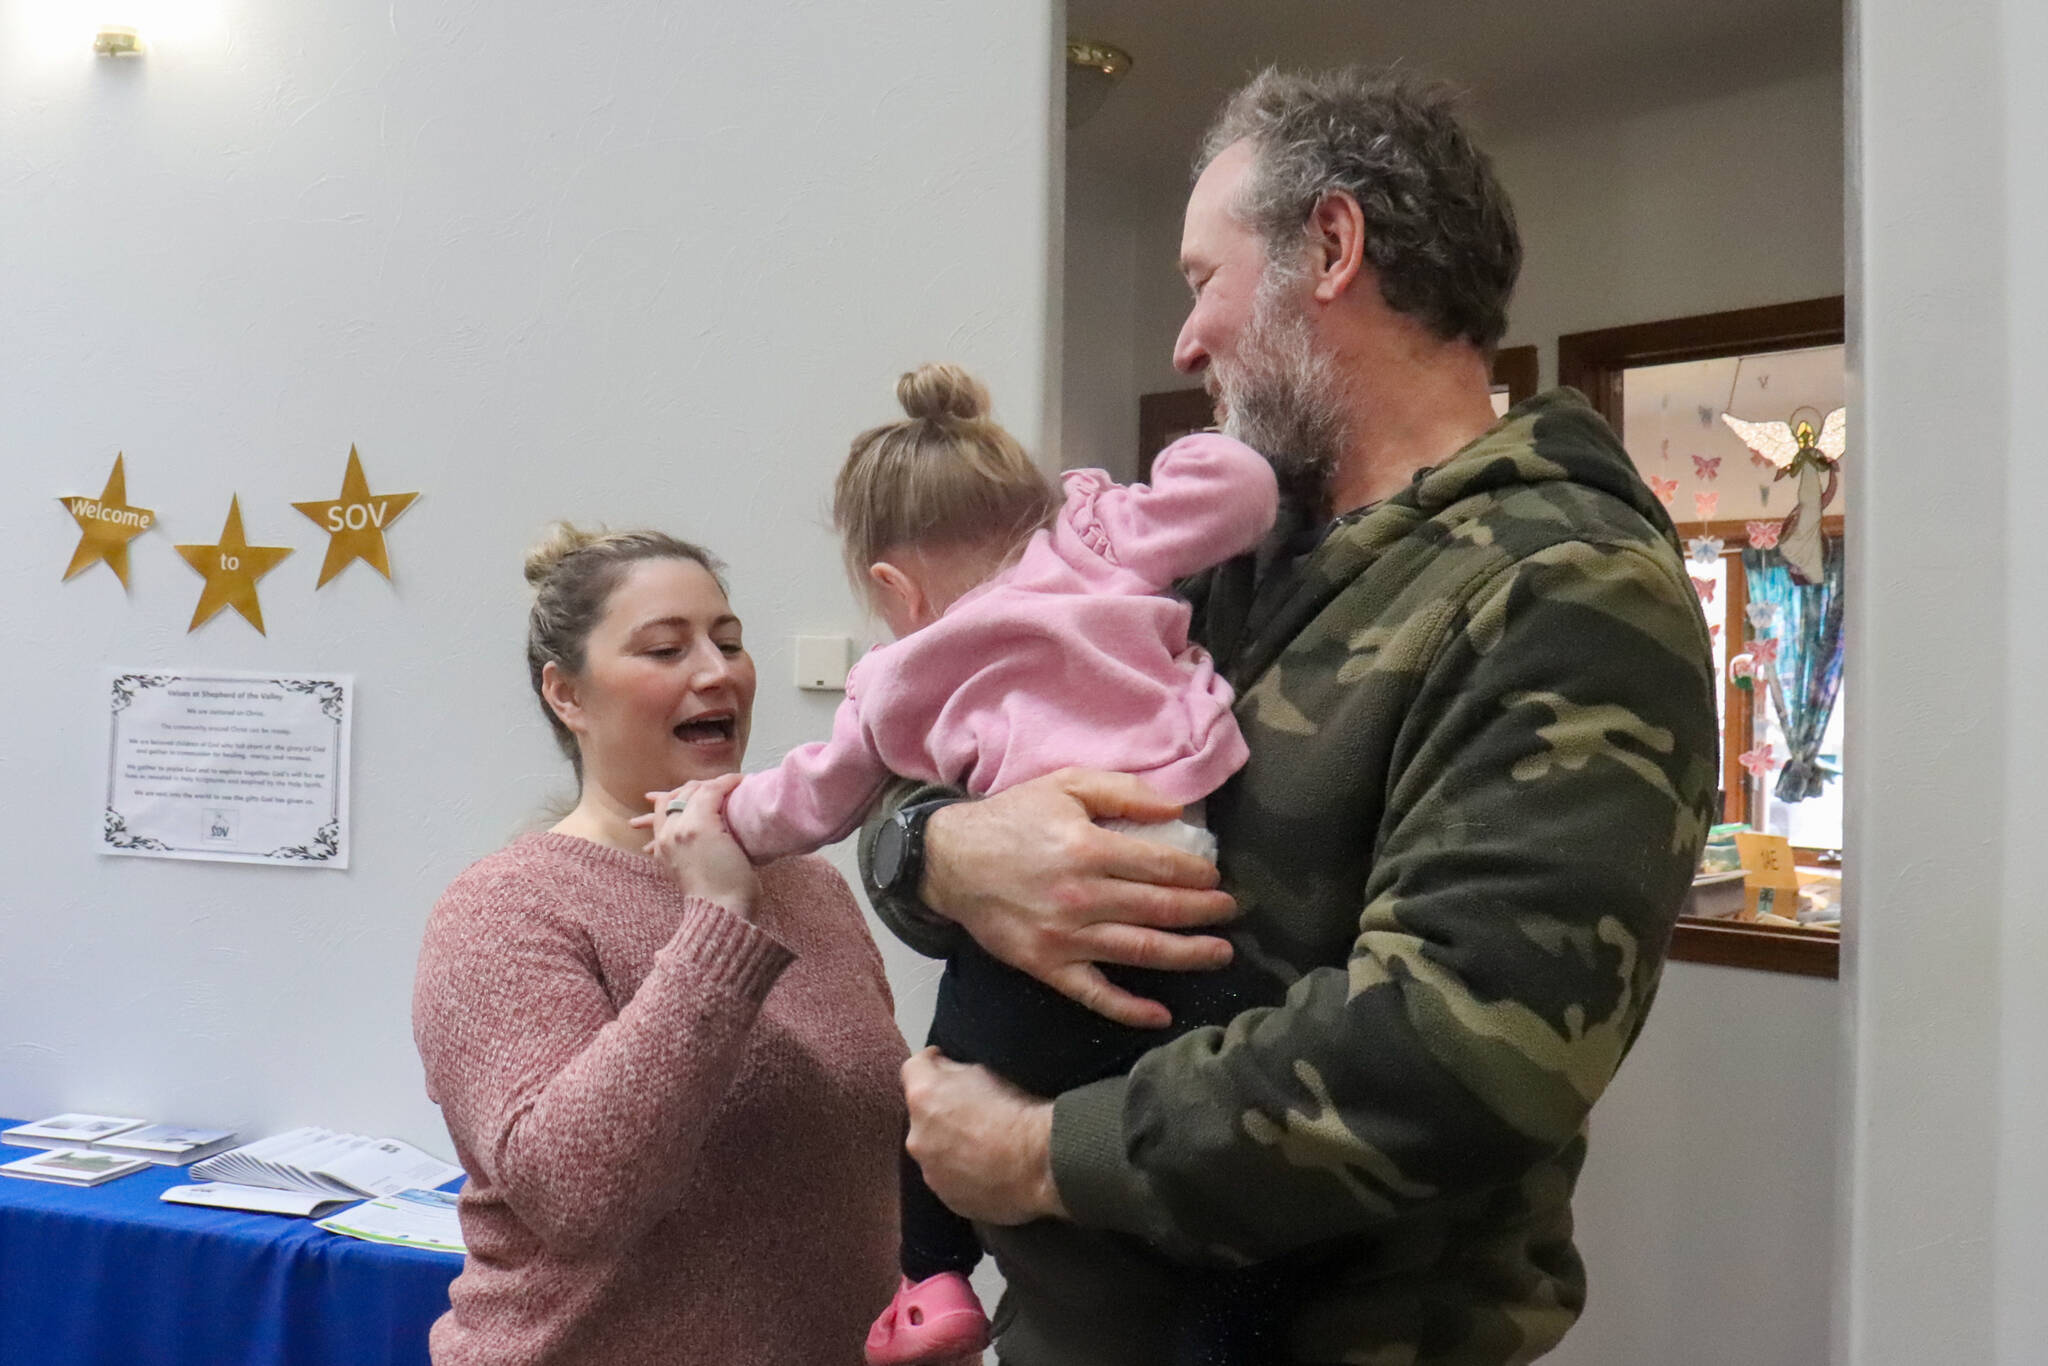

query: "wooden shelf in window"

left=1670, top=916, right=1839, bottom=978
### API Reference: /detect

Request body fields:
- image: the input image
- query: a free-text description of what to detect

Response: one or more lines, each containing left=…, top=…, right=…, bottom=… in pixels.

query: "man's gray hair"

left=1199, top=66, right=1522, bottom=352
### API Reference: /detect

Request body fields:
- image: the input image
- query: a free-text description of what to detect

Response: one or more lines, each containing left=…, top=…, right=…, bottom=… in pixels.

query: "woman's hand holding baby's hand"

left=632, top=781, right=705, bottom=834
left=639, top=774, right=758, bottom=914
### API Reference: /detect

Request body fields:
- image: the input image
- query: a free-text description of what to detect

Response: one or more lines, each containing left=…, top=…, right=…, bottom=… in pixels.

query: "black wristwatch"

left=872, top=797, right=964, bottom=899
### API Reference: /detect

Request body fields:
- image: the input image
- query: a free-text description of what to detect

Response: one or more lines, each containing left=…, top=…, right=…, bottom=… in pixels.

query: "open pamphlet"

left=317, top=1187, right=466, bottom=1253
left=164, top=1128, right=462, bottom=1215
left=162, top=1182, right=352, bottom=1217
left=0, top=1147, right=154, bottom=1186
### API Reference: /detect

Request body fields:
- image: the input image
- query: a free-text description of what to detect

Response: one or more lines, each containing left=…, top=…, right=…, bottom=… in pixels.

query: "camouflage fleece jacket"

left=863, top=390, right=1719, bottom=1365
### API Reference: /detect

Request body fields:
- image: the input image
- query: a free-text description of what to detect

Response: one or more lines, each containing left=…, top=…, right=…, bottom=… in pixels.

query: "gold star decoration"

left=58, top=452, right=157, bottom=587
left=291, top=445, right=420, bottom=588
left=176, top=496, right=293, bottom=633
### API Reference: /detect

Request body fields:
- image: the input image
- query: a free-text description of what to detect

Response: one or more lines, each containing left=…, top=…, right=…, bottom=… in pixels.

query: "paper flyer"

left=101, top=670, right=352, bottom=868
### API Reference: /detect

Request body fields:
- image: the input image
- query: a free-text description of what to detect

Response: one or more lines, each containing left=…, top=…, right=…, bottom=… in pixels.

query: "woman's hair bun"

left=524, top=521, right=601, bottom=588
left=896, top=362, right=991, bottom=425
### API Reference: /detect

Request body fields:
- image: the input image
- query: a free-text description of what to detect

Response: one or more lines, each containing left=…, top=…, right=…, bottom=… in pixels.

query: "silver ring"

left=665, top=798, right=689, bottom=815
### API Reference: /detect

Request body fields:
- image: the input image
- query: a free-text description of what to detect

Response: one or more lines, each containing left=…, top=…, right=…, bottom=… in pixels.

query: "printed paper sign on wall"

left=102, top=670, right=353, bottom=868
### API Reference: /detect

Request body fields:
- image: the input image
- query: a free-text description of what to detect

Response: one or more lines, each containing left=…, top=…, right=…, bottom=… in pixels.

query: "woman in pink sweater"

left=412, top=526, right=918, bottom=1366
left=700, top=365, right=1285, bottom=1365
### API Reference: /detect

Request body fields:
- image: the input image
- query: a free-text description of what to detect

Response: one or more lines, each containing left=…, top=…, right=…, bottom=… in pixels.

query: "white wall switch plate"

left=794, top=635, right=851, bottom=691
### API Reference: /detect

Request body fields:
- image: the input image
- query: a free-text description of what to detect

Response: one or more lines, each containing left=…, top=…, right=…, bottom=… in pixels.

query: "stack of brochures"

left=1, top=1113, right=239, bottom=1181
left=4, top=1113, right=149, bottom=1151
left=0, top=1147, right=154, bottom=1187
left=96, top=1124, right=241, bottom=1165
left=162, top=1127, right=463, bottom=1217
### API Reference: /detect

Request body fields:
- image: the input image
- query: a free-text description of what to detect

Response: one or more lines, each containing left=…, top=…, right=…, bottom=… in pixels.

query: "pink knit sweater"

left=725, top=433, right=1280, bottom=861
left=413, top=833, right=908, bottom=1365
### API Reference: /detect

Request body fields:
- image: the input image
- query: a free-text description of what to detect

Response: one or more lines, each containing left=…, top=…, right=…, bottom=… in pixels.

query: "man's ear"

left=540, top=660, right=587, bottom=738
left=867, top=560, right=924, bottom=621
left=1307, top=189, right=1367, bottom=304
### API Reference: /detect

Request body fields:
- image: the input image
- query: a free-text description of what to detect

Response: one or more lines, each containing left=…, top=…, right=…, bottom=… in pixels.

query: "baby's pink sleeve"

left=723, top=689, right=895, bottom=863
left=1072, top=433, right=1279, bottom=588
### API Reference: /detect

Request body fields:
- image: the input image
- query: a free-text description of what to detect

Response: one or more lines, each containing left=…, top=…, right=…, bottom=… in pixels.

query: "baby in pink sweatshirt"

left=722, top=363, right=1280, bottom=1365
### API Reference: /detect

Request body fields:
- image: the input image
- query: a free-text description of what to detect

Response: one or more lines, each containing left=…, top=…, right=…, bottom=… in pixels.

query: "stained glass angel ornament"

left=1719, top=407, right=1845, bottom=583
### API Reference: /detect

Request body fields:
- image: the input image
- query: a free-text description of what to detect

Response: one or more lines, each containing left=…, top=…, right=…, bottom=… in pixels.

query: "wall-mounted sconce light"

left=1066, top=39, right=1133, bottom=129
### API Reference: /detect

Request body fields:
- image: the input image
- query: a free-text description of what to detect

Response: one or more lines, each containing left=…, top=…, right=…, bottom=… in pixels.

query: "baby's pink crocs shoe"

left=864, top=1272, right=991, bottom=1365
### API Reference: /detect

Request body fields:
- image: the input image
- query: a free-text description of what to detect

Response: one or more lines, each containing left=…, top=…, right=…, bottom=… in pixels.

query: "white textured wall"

left=0, top=0, right=1058, bottom=1149
left=1550, top=963, right=1838, bottom=1366
left=1994, top=3, right=2048, bottom=1357
left=1844, top=0, right=2034, bottom=1361
left=1492, top=69, right=1845, bottom=384
left=1059, top=156, right=1137, bottom=477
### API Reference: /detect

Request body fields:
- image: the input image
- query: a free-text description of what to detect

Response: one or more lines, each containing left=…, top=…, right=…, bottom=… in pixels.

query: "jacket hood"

left=1390, top=388, right=1682, bottom=553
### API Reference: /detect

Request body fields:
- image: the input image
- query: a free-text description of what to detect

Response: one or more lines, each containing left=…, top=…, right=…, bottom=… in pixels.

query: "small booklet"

left=0, top=1147, right=153, bottom=1187
left=190, top=1127, right=462, bottom=1201
left=91, top=1125, right=239, bottom=1166
left=161, top=1181, right=351, bottom=1218
left=317, top=1187, right=467, bottom=1253
left=2, top=1114, right=148, bottom=1151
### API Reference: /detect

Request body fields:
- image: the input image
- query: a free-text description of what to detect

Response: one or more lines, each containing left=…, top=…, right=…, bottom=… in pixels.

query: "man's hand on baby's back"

left=921, top=768, right=1238, bottom=1030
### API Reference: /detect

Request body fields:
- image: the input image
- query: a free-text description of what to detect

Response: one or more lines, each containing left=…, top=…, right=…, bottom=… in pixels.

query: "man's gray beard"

left=1216, top=275, right=1350, bottom=516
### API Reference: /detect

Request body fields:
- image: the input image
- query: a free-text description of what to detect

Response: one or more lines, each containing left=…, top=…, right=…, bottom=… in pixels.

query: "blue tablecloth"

left=0, top=1126, right=461, bottom=1366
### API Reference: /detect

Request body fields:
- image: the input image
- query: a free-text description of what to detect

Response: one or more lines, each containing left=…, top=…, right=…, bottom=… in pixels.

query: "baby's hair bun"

left=524, top=521, right=602, bottom=588
left=896, top=362, right=991, bottom=424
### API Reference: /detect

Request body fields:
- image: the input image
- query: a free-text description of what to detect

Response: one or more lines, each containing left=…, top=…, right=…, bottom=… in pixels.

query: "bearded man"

left=863, top=66, right=1719, bottom=1366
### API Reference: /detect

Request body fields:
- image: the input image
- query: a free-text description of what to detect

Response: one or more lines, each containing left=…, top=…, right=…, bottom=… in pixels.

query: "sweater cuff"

left=1049, top=1074, right=1158, bottom=1242
left=660, top=896, right=796, bottom=1002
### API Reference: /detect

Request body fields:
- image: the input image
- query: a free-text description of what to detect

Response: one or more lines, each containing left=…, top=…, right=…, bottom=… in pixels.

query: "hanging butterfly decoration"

left=1746, top=601, right=1779, bottom=632
left=1692, top=454, right=1722, bottom=481
left=1692, top=575, right=1718, bottom=604
left=1649, top=475, right=1679, bottom=506
left=1738, top=743, right=1781, bottom=778
left=1750, top=450, right=1777, bottom=471
left=1745, top=519, right=1782, bottom=549
left=1694, top=491, right=1719, bottom=520
left=1687, top=536, right=1725, bottom=566
left=1748, top=636, right=1780, bottom=670
left=1719, top=406, right=1846, bottom=583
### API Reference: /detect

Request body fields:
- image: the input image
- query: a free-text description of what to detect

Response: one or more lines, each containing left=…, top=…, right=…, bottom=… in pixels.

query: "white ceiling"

left=1066, top=0, right=1844, bottom=191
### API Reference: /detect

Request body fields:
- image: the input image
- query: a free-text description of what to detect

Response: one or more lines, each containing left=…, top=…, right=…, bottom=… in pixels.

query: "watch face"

left=874, top=814, right=908, bottom=889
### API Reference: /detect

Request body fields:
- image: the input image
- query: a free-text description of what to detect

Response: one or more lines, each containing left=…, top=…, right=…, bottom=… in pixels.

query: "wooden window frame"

left=1557, top=296, right=1844, bottom=429
left=1558, top=297, right=1845, bottom=980
left=1137, top=389, right=1214, bottom=481
left=1491, top=344, right=1539, bottom=407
